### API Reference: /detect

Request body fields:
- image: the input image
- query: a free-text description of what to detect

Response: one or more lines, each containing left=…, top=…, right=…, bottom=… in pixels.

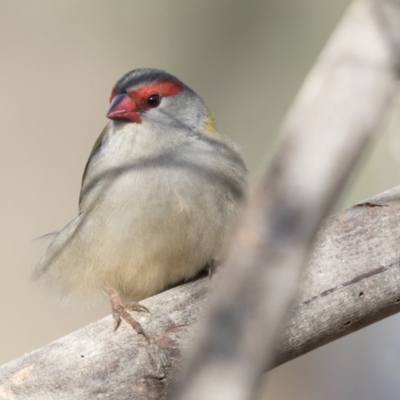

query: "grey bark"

left=274, top=189, right=400, bottom=368
left=0, top=186, right=400, bottom=400
left=1, top=187, right=400, bottom=400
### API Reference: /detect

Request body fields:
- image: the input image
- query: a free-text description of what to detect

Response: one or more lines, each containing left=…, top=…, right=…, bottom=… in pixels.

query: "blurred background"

left=2, top=1, right=400, bottom=399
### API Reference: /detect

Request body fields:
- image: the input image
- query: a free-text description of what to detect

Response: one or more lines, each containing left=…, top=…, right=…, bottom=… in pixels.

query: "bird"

left=34, top=68, right=248, bottom=339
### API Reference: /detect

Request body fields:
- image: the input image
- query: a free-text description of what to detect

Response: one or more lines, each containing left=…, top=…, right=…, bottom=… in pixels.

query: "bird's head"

left=107, top=68, right=216, bottom=135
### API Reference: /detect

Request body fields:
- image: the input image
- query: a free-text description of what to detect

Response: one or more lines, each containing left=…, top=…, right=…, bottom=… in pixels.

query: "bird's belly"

left=75, top=170, right=227, bottom=301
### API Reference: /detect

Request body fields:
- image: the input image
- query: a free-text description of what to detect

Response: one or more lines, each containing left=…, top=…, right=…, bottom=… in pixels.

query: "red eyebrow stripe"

left=129, top=80, right=183, bottom=100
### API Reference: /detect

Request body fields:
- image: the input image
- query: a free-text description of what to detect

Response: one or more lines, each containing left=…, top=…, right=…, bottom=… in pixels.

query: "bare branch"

left=2, top=187, right=400, bottom=399
left=274, top=188, right=400, bottom=367
left=0, top=278, right=209, bottom=400
left=170, top=1, right=400, bottom=399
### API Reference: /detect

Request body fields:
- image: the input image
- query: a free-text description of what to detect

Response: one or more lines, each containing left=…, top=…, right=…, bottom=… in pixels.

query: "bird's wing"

left=79, top=125, right=108, bottom=205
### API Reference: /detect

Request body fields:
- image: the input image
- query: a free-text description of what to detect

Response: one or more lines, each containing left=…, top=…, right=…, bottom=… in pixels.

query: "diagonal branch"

left=2, top=187, right=400, bottom=399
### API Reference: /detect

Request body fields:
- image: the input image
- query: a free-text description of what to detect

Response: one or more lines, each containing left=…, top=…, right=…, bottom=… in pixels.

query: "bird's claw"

left=126, top=302, right=150, bottom=313
left=109, top=292, right=150, bottom=342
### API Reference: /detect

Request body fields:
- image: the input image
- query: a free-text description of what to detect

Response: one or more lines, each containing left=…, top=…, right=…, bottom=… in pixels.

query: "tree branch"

left=273, top=188, right=400, bottom=368
left=1, top=187, right=400, bottom=399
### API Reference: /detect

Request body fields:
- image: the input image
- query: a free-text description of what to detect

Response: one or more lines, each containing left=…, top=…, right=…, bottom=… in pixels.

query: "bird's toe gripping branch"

left=109, top=292, right=150, bottom=342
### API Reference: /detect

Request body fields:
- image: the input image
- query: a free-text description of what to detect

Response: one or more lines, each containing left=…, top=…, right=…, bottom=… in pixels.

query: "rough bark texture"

left=1, top=187, right=400, bottom=399
left=273, top=188, right=400, bottom=367
left=0, top=278, right=209, bottom=400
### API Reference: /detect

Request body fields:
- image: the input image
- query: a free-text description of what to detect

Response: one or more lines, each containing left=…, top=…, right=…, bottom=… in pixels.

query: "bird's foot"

left=109, top=292, right=150, bottom=342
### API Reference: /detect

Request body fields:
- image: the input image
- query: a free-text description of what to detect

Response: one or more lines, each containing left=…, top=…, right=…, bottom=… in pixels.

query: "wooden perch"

left=1, top=186, right=400, bottom=399
left=274, top=188, right=400, bottom=368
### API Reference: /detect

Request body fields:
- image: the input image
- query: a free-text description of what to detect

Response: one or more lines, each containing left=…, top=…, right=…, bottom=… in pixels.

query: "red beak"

left=106, top=93, right=141, bottom=123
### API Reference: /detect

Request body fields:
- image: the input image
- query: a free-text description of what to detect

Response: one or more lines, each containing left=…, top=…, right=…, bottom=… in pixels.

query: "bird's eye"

left=147, top=93, right=161, bottom=108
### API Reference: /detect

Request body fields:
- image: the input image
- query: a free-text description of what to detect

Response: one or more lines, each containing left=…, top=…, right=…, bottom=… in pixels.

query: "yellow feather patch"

left=202, top=109, right=216, bottom=135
